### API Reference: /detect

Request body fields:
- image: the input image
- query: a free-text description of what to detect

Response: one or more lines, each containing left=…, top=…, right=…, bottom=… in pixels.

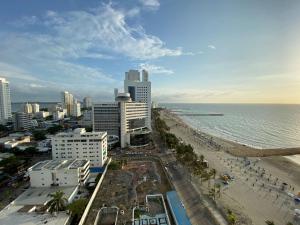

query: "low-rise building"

left=28, top=159, right=90, bottom=187
left=51, top=128, right=107, bottom=169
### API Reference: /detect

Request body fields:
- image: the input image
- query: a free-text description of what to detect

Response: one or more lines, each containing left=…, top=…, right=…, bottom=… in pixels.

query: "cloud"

left=0, top=2, right=187, bottom=101
left=139, top=63, right=174, bottom=75
left=208, top=45, right=216, bottom=50
left=139, top=0, right=160, bottom=10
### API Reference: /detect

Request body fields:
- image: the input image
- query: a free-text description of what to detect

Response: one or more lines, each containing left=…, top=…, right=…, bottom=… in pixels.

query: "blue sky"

left=0, top=0, right=300, bottom=103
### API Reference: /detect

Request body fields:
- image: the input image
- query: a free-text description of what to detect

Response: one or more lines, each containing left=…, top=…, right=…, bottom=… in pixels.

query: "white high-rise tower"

left=0, top=78, right=12, bottom=124
left=124, top=69, right=151, bottom=129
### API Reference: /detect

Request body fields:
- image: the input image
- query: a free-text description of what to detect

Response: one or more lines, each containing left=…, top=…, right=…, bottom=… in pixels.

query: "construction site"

left=84, top=158, right=172, bottom=225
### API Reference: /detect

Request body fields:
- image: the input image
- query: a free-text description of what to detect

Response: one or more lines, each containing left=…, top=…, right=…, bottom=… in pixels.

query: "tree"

left=33, top=130, right=46, bottom=141
left=67, top=199, right=88, bottom=222
left=47, top=125, right=63, bottom=134
left=265, top=221, right=275, bottom=225
left=46, top=191, right=68, bottom=214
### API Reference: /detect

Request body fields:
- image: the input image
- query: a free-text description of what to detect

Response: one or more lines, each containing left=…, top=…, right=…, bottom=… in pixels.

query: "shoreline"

left=160, top=109, right=300, bottom=224
left=165, top=109, right=300, bottom=164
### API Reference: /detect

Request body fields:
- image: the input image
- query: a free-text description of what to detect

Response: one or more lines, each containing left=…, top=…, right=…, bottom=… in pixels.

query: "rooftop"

left=30, top=159, right=89, bottom=171
left=0, top=205, right=70, bottom=225
left=166, top=191, right=192, bottom=225
left=14, top=186, right=77, bottom=206
left=54, top=128, right=107, bottom=138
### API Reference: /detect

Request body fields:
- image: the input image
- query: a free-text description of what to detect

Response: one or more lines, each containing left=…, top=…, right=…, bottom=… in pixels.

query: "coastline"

left=165, top=109, right=300, bottom=165
left=160, top=109, right=300, bottom=224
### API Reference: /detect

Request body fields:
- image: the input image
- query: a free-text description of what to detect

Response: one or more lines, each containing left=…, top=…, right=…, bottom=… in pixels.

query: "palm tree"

left=46, top=190, right=68, bottom=215
left=265, top=221, right=275, bottom=225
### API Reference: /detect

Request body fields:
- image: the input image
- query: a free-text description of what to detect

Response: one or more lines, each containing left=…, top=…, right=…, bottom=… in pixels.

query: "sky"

left=0, top=0, right=300, bottom=103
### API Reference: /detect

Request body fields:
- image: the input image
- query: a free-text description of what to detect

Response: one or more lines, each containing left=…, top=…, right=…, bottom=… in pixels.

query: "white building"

left=0, top=78, right=12, bottom=124
left=72, top=101, right=81, bottom=117
left=124, top=69, right=151, bottom=129
left=93, top=93, right=151, bottom=148
left=83, top=96, right=92, bottom=108
left=28, top=159, right=90, bottom=187
left=24, top=103, right=33, bottom=114
left=32, top=103, right=40, bottom=114
left=53, top=110, right=65, bottom=121
left=52, top=128, right=107, bottom=168
left=61, top=91, right=74, bottom=116
left=117, top=93, right=150, bottom=148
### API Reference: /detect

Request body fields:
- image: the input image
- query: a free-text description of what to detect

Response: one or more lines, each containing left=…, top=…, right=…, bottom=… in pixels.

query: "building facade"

left=32, top=103, right=40, bottom=114
left=92, top=103, right=120, bottom=137
left=61, top=91, right=74, bottom=116
left=124, top=69, right=151, bottom=129
left=0, top=78, right=12, bottom=124
left=13, top=112, right=33, bottom=131
left=51, top=128, right=107, bottom=168
left=28, top=159, right=90, bottom=187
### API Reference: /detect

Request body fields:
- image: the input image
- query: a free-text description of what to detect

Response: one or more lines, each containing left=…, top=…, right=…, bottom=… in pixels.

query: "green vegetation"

left=108, top=160, right=122, bottom=170
left=47, top=125, right=63, bottom=134
left=227, top=209, right=237, bottom=225
left=32, top=130, right=47, bottom=140
left=0, top=156, right=24, bottom=175
left=67, top=199, right=88, bottom=223
left=46, top=190, right=68, bottom=214
left=40, top=108, right=48, bottom=112
left=153, top=109, right=215, bottom=188
left=45, top=115, right=53, bottom=120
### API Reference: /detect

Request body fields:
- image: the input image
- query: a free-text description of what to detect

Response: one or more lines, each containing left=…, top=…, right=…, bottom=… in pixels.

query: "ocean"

left=161, top=103, right=300, bottom=166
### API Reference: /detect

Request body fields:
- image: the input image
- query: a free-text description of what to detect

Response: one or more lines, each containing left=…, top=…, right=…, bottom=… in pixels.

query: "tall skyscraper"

left=61, top=91, right=74, bottom=116
left=124, top=69, right=151, bottom=129
left=0, top=78, right=12, bottom=124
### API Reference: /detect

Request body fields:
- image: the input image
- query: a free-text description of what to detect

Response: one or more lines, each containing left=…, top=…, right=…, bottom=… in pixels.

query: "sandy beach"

left=161, top=109, right=300, bottom=225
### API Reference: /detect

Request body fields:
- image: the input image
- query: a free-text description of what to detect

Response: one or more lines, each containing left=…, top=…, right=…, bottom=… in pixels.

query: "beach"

left=161, top=109, right=300, bottom=225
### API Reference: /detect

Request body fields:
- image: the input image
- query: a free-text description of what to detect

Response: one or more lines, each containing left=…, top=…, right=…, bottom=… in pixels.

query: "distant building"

left=83, top=96, right=92, bottom=108
left=92, top=70, right=151, bottom=148
left=13, top=112, right=33, bottom=131
left=124, top=69, right=151, bottom=129
left=51, top=128, right=107, bottom=168
left=93, top=103, right=120, bottom=137
left=0, top=78, right=12, bottom=124
left=28, top=159, right=90, bottom=187
left=78, top=109, right=92, bottom=127
left=53, top=110, right=65, bottom=121
left=24, top=103, right=33, bottom=114
left=72, top=101, right=81, bottom=117
left=35, top=111, right=50, bottom=119
left=93, top=93, right=150, bottom=148
left=31, top=103, right=40, bottom=114
left=61, top=91, right=74, bottom=116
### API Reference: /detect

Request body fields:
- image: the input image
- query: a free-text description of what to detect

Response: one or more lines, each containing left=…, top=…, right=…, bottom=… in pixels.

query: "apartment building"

left=52, top=128, right=107, bottom=168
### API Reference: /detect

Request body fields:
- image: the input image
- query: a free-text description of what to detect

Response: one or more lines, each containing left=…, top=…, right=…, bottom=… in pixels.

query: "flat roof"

left=166, top=191, right=192, bottom=225
left=30, top=159, right=88, bottom=171
left=0, top=205, right=70, bottom=225
left=14, top=186, right=77, bottom=206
